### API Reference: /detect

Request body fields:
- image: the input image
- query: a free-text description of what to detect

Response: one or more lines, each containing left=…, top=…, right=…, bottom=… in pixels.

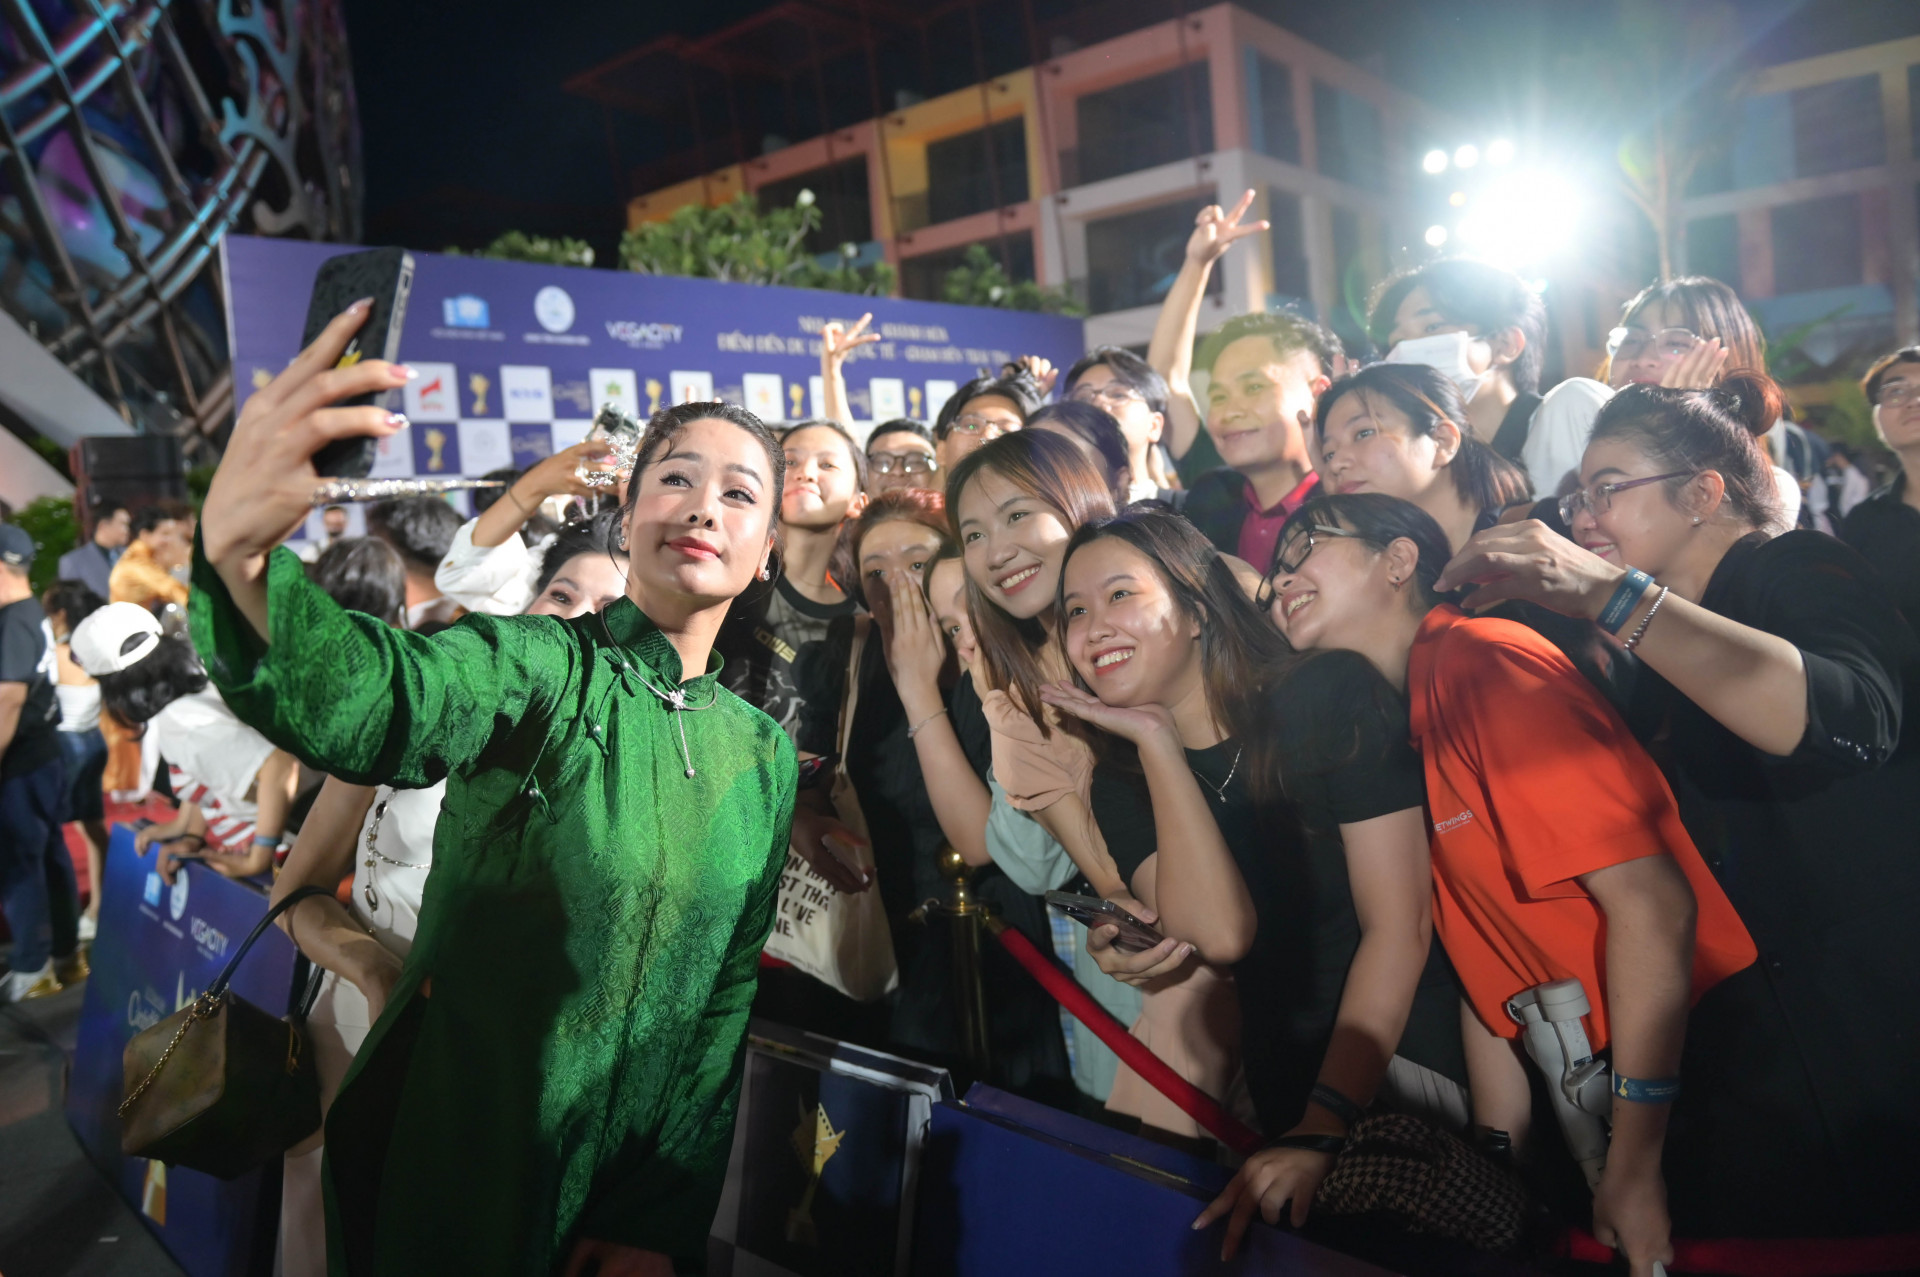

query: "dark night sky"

left=339, top=0, right=1920, bottom=258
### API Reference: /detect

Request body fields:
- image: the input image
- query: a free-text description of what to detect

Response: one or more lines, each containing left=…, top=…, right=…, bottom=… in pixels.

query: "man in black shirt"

left=0, top=524, right=81, bottom=1001
left=1839, top=347, right=1920, bottom=629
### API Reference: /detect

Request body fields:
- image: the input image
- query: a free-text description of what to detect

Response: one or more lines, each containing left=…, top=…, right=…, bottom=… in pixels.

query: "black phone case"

left=298, top=247, right=414, bottom=478
left=1044, top=890, right=1165, bottom=953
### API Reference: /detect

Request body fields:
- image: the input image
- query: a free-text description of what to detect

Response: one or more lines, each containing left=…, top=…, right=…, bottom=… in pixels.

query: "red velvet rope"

left=992, top=922, right=1265, bottom=1156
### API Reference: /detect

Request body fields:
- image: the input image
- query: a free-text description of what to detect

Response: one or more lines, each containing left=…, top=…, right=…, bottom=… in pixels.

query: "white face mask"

left=1385, top=330, right=1493, bottom=402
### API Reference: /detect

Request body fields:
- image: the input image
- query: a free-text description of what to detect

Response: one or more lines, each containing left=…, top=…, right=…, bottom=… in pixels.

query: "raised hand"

left=1186, top=189, right=1270, bottom=269
left=1434, top=519, right=1625, bottom=620
left=1015, top=354, right=1059, bottom=398
left=821, top=313, right=881, bottom=369
left=1038, top=679, right=1179, bottom=749
left=1659, top=336, right=1729, bottom=391
left=1193, top=1143, right=1340, bottom=1260
left=202, top=299, right=412, bottom=573
left=881, top=568, right=948, bottom=717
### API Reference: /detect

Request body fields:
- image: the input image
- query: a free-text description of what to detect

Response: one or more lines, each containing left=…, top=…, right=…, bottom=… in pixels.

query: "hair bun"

left=1714, top=369, right=1784, bottom=439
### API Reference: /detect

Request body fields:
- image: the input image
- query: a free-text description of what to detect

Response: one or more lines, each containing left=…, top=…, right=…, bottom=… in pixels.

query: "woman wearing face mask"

left=1439, top=374, right=1920, bottom=1240
left=1369, top=258, right=1547, bottom=464
left=194, top=300, right=796, bottom=1277
left=1044, top=511, right=1468, bottom=1258
left=272, top=512, right=631, bottom=1277
left=950, top=432, right=1242, bottom=1140
left=787, top=491, right=1067, bottom=1088
left=1274, top=493, right=1756, bottom=1275
left=1314, top=363, right=1530, bottom=551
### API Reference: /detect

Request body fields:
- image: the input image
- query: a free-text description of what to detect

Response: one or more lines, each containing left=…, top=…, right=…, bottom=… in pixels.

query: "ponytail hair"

left=1313, top=363, right=1530, bottom=516
left=945, top=430, right=1117, bottom=733
left=1589, top=369, right=1785, bottom=531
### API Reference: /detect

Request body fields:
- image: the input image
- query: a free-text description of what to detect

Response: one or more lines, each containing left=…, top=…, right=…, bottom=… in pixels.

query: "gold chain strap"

left=117, top=992, right=222, bottom=1118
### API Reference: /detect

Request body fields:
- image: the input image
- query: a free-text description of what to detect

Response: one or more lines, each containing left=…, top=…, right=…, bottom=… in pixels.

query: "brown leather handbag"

left=119, top=885, right=333, bottom=1179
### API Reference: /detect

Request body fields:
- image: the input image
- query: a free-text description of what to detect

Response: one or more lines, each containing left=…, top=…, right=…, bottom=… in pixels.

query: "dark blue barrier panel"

left=66, top=824, right=300, bottom=1277
left=913, top=1085, right=1400, bottom=1277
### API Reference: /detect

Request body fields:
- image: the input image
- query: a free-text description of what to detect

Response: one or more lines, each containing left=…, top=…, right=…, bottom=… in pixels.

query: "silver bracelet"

left=906, top=707, right=949, bottom=738
left=1622, top=585, right=1670, bottom=652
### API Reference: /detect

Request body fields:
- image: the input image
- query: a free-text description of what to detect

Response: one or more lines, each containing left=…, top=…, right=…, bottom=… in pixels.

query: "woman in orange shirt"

left=1268, top=492, right=1755, bottom=1277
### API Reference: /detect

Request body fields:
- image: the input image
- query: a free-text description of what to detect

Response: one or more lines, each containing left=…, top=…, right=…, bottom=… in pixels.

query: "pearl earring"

left=760, top=564, right=773, bottom=581
left=1691, top=516, right=1702, bottom=525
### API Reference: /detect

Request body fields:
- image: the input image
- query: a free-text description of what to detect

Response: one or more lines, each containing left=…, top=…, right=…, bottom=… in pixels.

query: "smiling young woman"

left=193, top=301, right=796, bottom=1277
left=1441, top=373, right=1920, bottom=1239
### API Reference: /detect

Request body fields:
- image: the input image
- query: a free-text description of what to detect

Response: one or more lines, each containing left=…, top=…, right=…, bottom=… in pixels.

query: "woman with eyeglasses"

left=931, top=363, right=1042, bottom=471
left=1271, top=493, right=1756, bottom=1275
left=1439, top=372, right=1920, bottom=1239
left=1062, top=346, right=1177, bottom=503
left=1046, top=510, right=1467, bottom=1260
left=1522, top=278, right=1803, bottom=526
left=1839, top=347, right=1920, bottom=628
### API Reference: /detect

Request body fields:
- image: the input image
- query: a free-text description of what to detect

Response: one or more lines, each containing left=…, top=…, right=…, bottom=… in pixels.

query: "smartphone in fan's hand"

left=296, top=247, right=415, bottom=478
left=1045, top=890, right=1167, bottom=953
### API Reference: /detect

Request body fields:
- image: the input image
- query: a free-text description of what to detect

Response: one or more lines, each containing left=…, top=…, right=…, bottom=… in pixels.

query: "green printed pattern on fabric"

left=190, top=542, right=796, bottom=1274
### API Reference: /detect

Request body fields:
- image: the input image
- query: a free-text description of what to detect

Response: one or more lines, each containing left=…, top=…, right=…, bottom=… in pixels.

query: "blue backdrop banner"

left=219, top=236, right=1086, bottom=541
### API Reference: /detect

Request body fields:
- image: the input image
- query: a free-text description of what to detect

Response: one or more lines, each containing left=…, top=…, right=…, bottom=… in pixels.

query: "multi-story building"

left=1679, top=34, right=1920, bottom=407
left=567, top=2, right=1451, bottom=365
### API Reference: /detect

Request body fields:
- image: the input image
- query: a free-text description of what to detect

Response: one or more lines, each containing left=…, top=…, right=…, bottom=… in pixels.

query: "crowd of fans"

left=4, top=197, right=1919, bottom=1275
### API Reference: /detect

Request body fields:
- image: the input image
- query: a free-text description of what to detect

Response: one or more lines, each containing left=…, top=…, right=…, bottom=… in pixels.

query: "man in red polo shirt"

left=1171, top=312, right=1335, bottom=568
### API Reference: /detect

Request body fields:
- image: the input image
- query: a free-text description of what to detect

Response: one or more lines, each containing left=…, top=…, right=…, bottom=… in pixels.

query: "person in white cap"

left=1, top=522, right=85, bottom=1002
left=70, top=602, right=297, bottom=883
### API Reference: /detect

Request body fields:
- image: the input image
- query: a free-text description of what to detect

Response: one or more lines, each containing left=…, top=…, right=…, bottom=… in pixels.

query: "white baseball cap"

left=70, top=602, right=163, bottom=676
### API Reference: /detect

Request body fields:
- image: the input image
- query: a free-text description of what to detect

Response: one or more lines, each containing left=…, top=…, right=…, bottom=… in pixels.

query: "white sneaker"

left=3, top=961, right=63, bottom=1002
left=77, top=913, right=97, bottom=943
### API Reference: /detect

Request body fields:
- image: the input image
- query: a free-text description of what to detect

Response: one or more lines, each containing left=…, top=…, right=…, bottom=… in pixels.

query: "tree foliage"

left=447, top=231, right=596, bottom=268
left=939, top=244, right=1087, bottom=316
left=15, top=494, right=77, bottom=594
left=618, top=191, right=895, bottom=296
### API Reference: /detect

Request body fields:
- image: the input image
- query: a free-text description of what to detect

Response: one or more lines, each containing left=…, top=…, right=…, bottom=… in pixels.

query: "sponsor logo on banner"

left=501, top=365, right=555, bottom=422
left=741, top=373, right=784, bottom=423
left=510, top=426, right=554, bottom=468
left=169, top=871, right=189, bottom=921
left=924, top=380, right=959, bottom=418
left=868, top=378, right=905, bottom=422
left=442, top=295, right=489, bottom=328
left=534, top=286, right=575, bottom=333
left=457, top=420, right=514, bottom=474
left=189, top=916, right=230, bottom=961
left=589, top=368, right=640, bottom=417
left=403, top=362, right=460, bottom=422
left=669, top=371, right=713, bottom=405
left=144, top=871, right=162, bottom=907
left=605, top=320, right=683, bottom=350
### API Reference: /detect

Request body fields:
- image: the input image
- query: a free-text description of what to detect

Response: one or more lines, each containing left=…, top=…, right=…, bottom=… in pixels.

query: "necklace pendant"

left=665, top=687, right=687, bottom=711
left=364, top=879, right=379, bottom=911
left=684, top=765, right=696, bottom=779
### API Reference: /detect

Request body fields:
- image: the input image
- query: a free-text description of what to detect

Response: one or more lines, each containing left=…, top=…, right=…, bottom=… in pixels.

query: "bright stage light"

left=1422, top=149, right=1449, bottom=174
left=1453, top=169, right=1582, bottom=271
left=1486, top=138, right=1515, bottom=166
left=1453, top=144, right=1480, bottom=169
left=1424, top=225, right=1449, bottom=247
left=1449, top=190, right=1467, bottom=207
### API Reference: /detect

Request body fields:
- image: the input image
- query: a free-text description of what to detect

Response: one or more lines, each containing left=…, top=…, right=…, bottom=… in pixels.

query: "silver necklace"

left=1194, top=747, right=1243, bottom=804
left=595, top=610, right=720, bottom=778
left=362, top=794, right=428, bottom=914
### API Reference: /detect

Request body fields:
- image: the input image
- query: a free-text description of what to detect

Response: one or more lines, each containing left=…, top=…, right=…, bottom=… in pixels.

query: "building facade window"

left=1245, top=52, right=1301, bottom=165
left=926, top=118, right=1030, bottom=225
left=1266, top=190, right=1309, bottom=305
left=757, top=158, right=872, bottom=254
left=1313, top=81, right=1385, bottom=192
left=899, top=233, right=1035, bottom=303
left=1770, top=193, right=1863, bottom=293
left=1790, top=75, right=1886, bottom=177
left=1085, top=197, right=1221, bottom=313
left=1071, top=63, right=1213, bottom=187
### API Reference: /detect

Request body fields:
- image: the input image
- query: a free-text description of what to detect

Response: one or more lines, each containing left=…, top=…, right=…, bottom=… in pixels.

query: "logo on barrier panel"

left=443, top=295, right=489, bottom=328
left=534, top=286, right=575, bottom=334
left=168, top=871, right=189, bottom=921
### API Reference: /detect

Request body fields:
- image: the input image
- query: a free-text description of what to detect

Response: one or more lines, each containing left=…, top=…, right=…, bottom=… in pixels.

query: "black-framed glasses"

left=1256, top=524, right=1367, bottom=609
left=868, top=450, right=936, bottom=476
left=948, top=414, right=1015, bottom=438
left=1558, top=470, right=1696, bottom=524
left=1605, top=326, right=1701, bottom=362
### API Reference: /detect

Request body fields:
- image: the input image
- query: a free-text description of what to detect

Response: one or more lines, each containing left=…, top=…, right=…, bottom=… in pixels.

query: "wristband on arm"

left=1597, top=568, right=1655, bottom=634
left=1612, top=1074, right=1681, bottom=1103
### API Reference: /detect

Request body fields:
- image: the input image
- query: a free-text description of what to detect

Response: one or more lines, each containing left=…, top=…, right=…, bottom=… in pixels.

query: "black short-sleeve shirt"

left=0, top=596, right=60, bottom=779
left=1838, top=472, right=1920, bottom=631
left=1089, top=651, right=1463, bottom=1135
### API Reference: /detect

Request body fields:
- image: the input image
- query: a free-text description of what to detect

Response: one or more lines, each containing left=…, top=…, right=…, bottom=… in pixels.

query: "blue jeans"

left=0, top=755, right=79, bottom=974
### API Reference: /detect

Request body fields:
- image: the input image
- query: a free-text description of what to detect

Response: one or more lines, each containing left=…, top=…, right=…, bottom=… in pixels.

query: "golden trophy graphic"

left=645, top=378, right=663, bottom=415
left=469, top=372, right=491, bottom=416
left=424, top=427, right=447, bottom=472
left=789, top=382, right=806, bottom=419
left=786, top=1100, right=845, bottom=1246
left=908, top=386, right=923, bottom=418
left=251, top=367, right=272, bottom=391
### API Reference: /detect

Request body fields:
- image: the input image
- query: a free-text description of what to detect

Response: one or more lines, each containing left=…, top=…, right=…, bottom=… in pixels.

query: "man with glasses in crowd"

left=863, top=419, right=940, bottom=497
left=1840, top=347, right=1920, bottom=628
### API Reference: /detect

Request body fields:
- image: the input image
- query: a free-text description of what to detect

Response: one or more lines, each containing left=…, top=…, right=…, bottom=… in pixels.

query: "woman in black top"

left=1440, top=373, right=1920, bottom=1238
left=1041, top=510, right=1462, bottom=1258
left=790, top=490, right=1067, bottom=1092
